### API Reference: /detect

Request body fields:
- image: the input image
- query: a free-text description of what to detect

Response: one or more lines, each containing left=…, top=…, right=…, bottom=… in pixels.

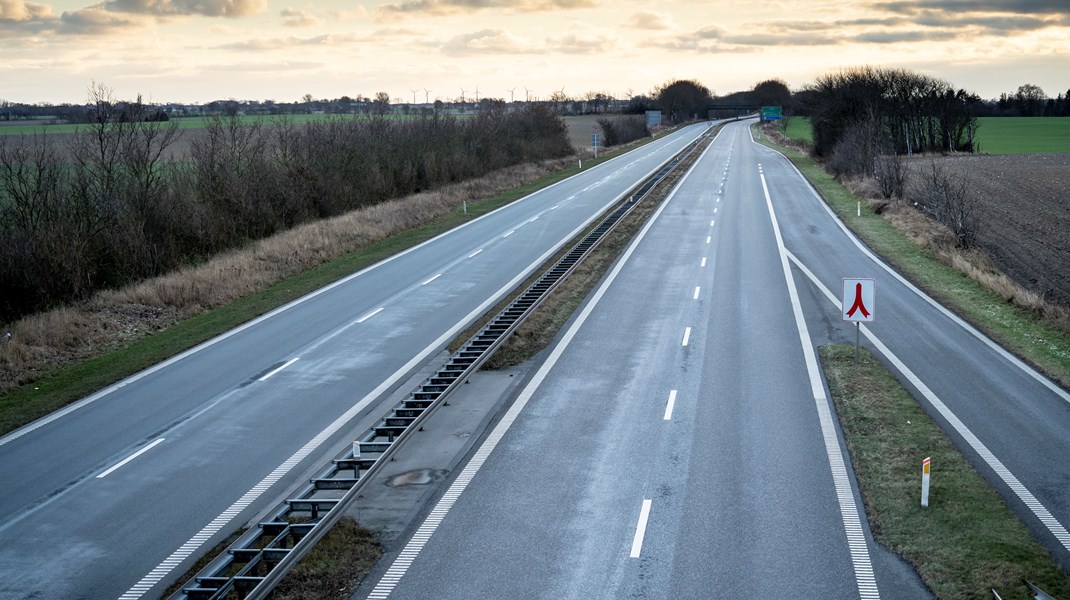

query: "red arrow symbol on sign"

left=846, top=283, right=870, bottom=318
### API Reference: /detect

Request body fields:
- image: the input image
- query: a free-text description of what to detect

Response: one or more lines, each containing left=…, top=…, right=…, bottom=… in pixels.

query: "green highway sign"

left=761, top=106, right=782, bottom=121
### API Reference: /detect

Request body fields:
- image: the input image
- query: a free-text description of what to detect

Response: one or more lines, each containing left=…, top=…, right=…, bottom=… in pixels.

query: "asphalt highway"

left=360, top=119, right=1070, bottom=598
left=0, top=122, right=712, bottom=599
left=359, top=121, right=928, bottom=599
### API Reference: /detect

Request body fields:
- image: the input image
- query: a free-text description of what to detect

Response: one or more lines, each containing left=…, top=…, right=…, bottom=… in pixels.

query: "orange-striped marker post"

left=921, top=456, right=932, bottom=507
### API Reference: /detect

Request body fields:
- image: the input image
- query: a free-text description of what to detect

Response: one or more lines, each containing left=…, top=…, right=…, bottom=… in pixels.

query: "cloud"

left=625, top=10, right=674, bottom=30
left=59, top=5, right=147, bottom=32
left=546, top=31, right=613, bottom=54
left=0, top=0, right=53, bottom=21
left=874, top=0, right=1069, bottom=15
left=441, top=28, right=539, bottom=55
left=102, top=0, right=266, bottom=18
left=376, top=0, right=595, bottom=21
left=216, top=33, right=361, bottom=50
left=280, top=7, right=321, bottom=27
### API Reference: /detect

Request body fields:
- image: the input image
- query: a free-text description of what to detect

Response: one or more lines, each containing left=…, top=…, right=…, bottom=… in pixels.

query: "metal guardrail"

left=172, top=126, right=712, bottom=600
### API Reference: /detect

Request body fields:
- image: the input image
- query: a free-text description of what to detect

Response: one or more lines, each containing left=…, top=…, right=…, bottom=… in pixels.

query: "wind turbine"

left=524, top=87, right=531, bottom=102
left=507, top=88, right=516, bottom=103
left=410, top=89, right=419, bottom=104
left=474, top=85, right=480, bottom=102
left=423, top=88, right=431, bottom=104
left=459, top=88, right=467, bottom=103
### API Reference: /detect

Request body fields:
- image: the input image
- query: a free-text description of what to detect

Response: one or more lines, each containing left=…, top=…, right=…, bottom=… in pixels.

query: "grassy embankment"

left=760, top=122, right=1070, bottom=389
left=822, top=345, right=1070, bottom=599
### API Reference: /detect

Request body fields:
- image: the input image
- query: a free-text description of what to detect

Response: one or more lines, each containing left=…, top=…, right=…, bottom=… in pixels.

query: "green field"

left=975, top=117, right=1070, bottom=154
left=0, top=113, right=433, bottom=136
left=779, top=116, right=1070, bottom=154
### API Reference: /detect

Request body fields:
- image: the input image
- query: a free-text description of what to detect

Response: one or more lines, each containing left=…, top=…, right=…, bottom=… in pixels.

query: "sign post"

left=921, top=457, right=931, bottom=507
left=592, top=132, right=600, bottom=158
left=842, top=278, right=875, bottom=364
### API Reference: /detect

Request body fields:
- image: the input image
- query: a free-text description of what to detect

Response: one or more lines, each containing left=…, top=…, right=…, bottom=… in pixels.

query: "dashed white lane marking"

left=710, top=219, right=715, bottom=227
left=663, top=390, right=677, bottom=421
left=503, top=230, right=516, bottom=238
left=693, top=286, right=701, bottom=300
left=714, top=207, right=718, bottom=214
left=701, top=257, right=707, bottom=267
left=421, top=273, right=442, bottom=285
left=761, top=171, right=879, bottom=599
left=467, top=249, right=483, bottom=258
left=630, top=499, right=654, bottom=558
left=96, top=438, right=165, bottom=479
left=529, top=216, right=539, bottom=223
left=706, top=235, right=711, bottom=244
left=550, top=205, right=560, bottom=210
left=356, top=307, right=384, bottom=324
left=681, top=327, right=692, bottom=347
left=258, top=357, right=299, bottom=381
left=786, top=251, right=1070, bottom=555
left=362, top=129, right=723, bottom=600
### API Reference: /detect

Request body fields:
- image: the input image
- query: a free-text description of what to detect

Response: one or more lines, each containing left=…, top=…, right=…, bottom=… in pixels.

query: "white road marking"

left=751, top=126, right=1070, bottom=406
left=96, top=438, right=165, bottom=479
left=503, top=230, right=515, bottom=238
left=258, top=357, right=299, bottom=382
left=761, top=171, right=880, bottom=599
left=567, top=195, right=576, bottom=200
left=356, top=307, right=384, bottom=324
left=710, top=219, right=715, bottom=227
left=682, top=327, right=692, bottom=347
left=663, top=390, right=677, bottom=420
left=706, top=235, right=711, bottom=244
left=693, top=286, right=701, bottom=300
left=467, top=249, right=483, bottom=258
left=786, top=250, right=1070, bottom=555
left=361, top=128, right=723, bottom=600
left=529, top=216, right=539, bottom=223
left=714, top=208, right=718, bottom=214
left=701, top=257, right=707, bottom=267
left=550, top=205, right=560, bottom=210
left=630, top=499, right=654, bottom=558
left=421, top=273, right=442, bottom=285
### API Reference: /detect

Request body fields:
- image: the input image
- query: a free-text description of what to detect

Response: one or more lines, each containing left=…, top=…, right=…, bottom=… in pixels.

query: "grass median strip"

left=821, top=344, right=1070, bottom=599
left=754, top=128, right=1070, bottom=390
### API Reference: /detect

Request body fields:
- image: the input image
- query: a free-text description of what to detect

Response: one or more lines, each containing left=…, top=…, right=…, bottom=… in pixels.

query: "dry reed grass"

left=0, top=157, right=574, bottom=394
left=844, top=176, right=1070, bottom=334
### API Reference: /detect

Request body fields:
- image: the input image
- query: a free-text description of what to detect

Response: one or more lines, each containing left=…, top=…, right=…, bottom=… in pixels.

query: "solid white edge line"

left=760, top=169, right=880, bottom=600
left=356, top=307, right=385, bottom=324
left=119, top=123, right=722, bottom=600
left=96, top=438, right=165, bottom=479
left=785, top=250, right=1070, bottom=553
left=0, top=124, right=713, bottom=451
left=363, top=126, right=723, bottom=598
left=630, top=499, right=654, bottom=558
left=663, top=390, right=677, bottom=421
left=421, top=273, right=442, bottom=285
left=751, top=127, right=1070, bottom=405
left=681, top=327, right=692, bottom=347
left=258, top=357, right=299, bottom=382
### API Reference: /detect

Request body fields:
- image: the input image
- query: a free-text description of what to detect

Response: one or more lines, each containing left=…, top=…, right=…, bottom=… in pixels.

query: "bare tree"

left=916, top=160, right=978, bottom=247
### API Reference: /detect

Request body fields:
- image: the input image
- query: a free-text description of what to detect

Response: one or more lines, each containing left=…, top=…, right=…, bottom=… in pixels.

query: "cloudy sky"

left=1, top=0, right=1068, bottom=104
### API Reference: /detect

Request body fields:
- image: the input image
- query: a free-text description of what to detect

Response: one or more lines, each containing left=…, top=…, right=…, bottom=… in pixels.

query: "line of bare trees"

left=0, top=88, right=572, bottom=323
left=807, top=67, right=980, bottom=166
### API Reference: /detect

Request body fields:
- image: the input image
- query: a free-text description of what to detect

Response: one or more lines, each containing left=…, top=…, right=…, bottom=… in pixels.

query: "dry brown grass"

left=0, top=157, right=574, bottom=395
left=842, top=175, right=1070, bottom=334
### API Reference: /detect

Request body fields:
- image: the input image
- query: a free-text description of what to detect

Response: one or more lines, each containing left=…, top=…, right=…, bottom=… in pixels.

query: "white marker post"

left=352, top=440, right=361, bottom=459
left=921, top=456, right=931, bottom=507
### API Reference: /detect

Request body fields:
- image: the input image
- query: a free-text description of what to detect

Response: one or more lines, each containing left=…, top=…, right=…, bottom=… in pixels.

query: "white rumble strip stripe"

left=364, top=130, right=722, bottom=599
left=761, top=170, right=880, bottom=599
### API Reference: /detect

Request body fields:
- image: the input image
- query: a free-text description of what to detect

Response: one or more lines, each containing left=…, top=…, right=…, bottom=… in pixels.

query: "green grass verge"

left=754, top=129, right=1070, bottom=391
left=975, top=117, right=1070, bottom=154
left=781, top=116, right=814, bottom=145
left=0, top=138, right=658, bottom=436
left=0, top=113, right=445, bottom=136
left=821, top=344, right=1070, bottom=599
